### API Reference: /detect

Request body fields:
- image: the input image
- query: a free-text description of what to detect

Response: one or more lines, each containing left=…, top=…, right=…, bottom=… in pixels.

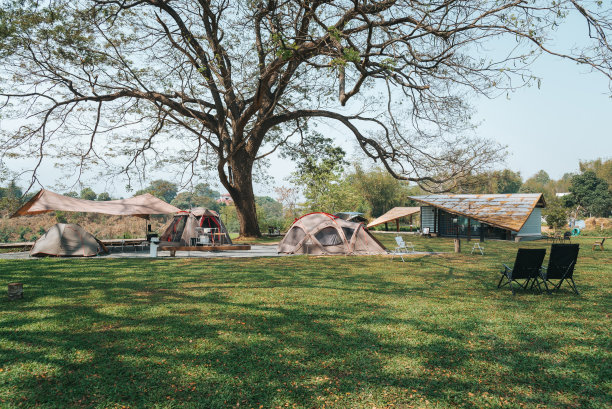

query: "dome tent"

left=30, top=223, right=107, bottom=257
left=278, top=212, right=387, bottom=255
left=160, top=208, right=232, bottom=246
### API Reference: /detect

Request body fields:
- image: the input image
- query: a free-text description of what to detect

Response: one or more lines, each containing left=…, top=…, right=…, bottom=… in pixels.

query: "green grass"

left=0, top=235, right=610, bottom=408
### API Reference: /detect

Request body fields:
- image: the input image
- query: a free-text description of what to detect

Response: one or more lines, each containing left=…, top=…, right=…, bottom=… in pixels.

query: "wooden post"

left=384, top=222, right=388, bottom=231
left=396, top=219, right=400, bottom=232
left=454, top=239, right=461, bottom=253
left=8, top=283, right=23, bottom=300
left=467, top=219, right=471, bottom=242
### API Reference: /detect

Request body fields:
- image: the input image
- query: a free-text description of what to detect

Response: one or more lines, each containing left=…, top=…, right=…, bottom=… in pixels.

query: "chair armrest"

left=502, top=264, right=512, bottom=273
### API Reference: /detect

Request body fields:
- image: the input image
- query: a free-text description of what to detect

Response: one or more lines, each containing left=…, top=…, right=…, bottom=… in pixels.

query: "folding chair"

left=538, top=244, right=580, bottom=295
left=498, top=248, right=546, bottom=294
left=592, top=237, right=605, bottom=251
left=392, top=236, right=415, bottom=261
left=471, top=242, right=484, bottom=255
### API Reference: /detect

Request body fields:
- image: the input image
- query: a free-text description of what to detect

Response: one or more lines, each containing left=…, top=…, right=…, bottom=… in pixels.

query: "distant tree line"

left=0, top=158, right=609, bottom=234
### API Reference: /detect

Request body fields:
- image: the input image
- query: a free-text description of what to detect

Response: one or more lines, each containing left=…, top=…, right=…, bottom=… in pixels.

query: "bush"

left=55, top=211, right=67, bottom=224
left=18, top=227, right=31, bottom=241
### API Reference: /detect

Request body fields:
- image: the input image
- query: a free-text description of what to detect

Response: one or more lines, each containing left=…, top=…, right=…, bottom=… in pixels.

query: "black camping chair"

left=538, top=244, right=580, bottom=295
left=498, top=248, right=546, bottom=294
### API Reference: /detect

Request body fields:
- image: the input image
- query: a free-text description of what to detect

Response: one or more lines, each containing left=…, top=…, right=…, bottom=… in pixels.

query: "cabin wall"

left=517, top=207, right=542, bottom=239
left=420, top=206, right=436, bottom=232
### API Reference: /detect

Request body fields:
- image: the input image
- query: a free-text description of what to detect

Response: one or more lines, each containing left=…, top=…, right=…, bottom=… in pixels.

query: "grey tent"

left=160, top=208, right=232, bottom=246
left=30, top=223, right=107, bottom=257
left=277, top=212, right=387, bottom=255
left=334, top=212, right=368, bottom=223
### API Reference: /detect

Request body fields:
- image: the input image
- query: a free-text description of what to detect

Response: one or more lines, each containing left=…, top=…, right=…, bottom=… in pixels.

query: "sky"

left=2, top=8, right=611, bottom=198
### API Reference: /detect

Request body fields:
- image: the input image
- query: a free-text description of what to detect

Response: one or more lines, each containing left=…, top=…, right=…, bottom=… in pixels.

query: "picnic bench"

left=159, top=244, right=251, bottom=257
left=592, top=237, right=607, bottom=251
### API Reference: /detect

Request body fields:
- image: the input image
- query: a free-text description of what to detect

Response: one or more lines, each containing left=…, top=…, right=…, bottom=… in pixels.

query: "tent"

left=11, top=189, right=180, bottom=219
left=278, top=212, right=387, bottom=255
left=334, top=212, right=368, bottom=223
left=30, top=223, right=108, bottom=257
left=160, top=208, right=232, bottom=246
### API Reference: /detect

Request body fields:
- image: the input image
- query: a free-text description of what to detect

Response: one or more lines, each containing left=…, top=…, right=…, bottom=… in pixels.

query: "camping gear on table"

left=278, top=212, right=386, bottom=255
left=538, top=244, right=580, bottom=294
left=30, top=223, right=107, bottom=257
left=497, top=248, right=546, bottom=294
left=160, top=208, right=232, bottom=246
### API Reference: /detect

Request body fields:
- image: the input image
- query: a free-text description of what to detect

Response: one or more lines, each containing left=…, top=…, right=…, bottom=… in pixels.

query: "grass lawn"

left=0, top=235, right=610, bottom=408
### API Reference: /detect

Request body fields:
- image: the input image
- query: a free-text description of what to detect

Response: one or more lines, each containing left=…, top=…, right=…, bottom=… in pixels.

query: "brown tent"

left=11, top=189, right=180, bottom=219
left=160, top=208, right=232, bottom=246
left=277, top=212, right=387, bottom=255
left=30, top=223, right=108, bottom=257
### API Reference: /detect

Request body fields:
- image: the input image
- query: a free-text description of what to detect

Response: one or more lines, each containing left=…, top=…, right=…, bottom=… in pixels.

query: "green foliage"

left=564, top=170, right=612, bottom=217
left=170, top=183, right=221, bottom=212
left=136, top=180, right=178, bottom=203
left=55, top=211, right=67, bottom=223
left=80, top=187, right=97, bottom=200
left=97, top=192, right=111, bottom=201
left=64, top=191, right=78, bottom=198
left=349, top=165, right=409, bottom=217
left=543, top=198, right=568, bottom=231
left=452, top=169, right=522, bottom=194
left=256, top=196, right=284, bottom=230
left=219, top=204, right=239, bottom=233
left=0, top=180, right=22, bottom=200
left=18, top=226, right=31, bottom=241
left=283, top=133, right=348, bottom=212
left=579, top=158, right=612, bottom=188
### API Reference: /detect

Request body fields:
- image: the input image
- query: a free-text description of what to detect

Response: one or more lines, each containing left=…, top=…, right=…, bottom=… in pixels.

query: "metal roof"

left=367, top=207, right=421, bottom=228
left=408, top=194, right=545, bottom=232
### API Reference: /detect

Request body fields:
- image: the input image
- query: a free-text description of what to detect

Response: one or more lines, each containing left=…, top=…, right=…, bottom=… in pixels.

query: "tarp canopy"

left=367, top=207, right=421, bottom=228
left=11, top=189, right=180, bottom=219
left=408, top=194, right=545, bottom=232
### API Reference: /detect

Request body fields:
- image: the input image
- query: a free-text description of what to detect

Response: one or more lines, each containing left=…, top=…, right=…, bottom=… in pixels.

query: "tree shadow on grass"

left=0, top=258, right=609, bottom=408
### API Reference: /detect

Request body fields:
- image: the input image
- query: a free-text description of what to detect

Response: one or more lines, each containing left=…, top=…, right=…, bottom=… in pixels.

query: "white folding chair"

left=471, top=242, right=484, bottom=255
left=392, top=236, right=415, bottom=261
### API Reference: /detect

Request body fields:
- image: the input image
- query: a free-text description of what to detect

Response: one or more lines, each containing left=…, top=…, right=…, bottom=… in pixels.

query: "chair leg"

left=533, top=278, right=542, bottom=293
left=568, top=278, right=580, bottom=295
left=542, top=279, right=550, bottom=293
left=497, top=273, right=506, bottom=288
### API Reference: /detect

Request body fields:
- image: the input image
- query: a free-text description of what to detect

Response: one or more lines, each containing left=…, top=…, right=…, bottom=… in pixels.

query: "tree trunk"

left=226, top=154, right=262, bottom=238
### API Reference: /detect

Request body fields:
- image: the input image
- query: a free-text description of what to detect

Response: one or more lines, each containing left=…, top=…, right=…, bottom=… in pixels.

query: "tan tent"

left=160, top=208, right=232, bottom=246
left=11, top=189, right=180, bottom=219
left=30, top=223, right=107, bottom=257
left=278, top=212, right=387, bottom=255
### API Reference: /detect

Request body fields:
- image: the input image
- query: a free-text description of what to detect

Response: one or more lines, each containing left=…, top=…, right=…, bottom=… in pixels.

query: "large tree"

left=1, top=1, right=610, bottom=236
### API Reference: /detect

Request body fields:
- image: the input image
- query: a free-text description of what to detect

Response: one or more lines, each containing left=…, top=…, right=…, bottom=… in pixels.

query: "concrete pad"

left=0, top=245, right=288, bottom=260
